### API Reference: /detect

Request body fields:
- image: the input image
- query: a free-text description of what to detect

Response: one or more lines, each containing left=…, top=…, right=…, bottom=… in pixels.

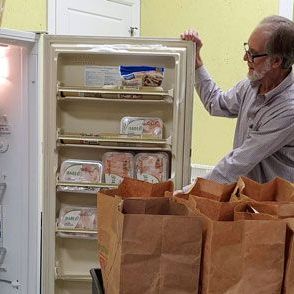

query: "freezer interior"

left=43, top=37, right=194, bottom=294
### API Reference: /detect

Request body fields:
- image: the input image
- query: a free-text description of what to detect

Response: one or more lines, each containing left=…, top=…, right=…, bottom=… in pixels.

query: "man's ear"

left=271, top=55, right=283, bottom=68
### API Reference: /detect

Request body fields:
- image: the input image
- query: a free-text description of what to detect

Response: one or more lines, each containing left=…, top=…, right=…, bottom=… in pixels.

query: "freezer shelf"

left=58, top=95, right=173, bottom=104
left=57, top=142, right=171, bottom=151
left=56, top=228, right=97, bottom=235
left=55, top=238, right=98, bottom=284
left=55, top=280, right=92, bottom=294
left=56, top=181, right=117, bottom=189
left=58, top=132, right=171, bottom=146
left=57, top=85, right=174, bottom=101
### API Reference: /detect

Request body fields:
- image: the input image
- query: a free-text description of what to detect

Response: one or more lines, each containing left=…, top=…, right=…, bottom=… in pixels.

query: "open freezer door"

left=0, top=28, right=41, bottom=294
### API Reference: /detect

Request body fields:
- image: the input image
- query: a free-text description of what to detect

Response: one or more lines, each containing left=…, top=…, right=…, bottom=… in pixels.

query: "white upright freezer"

left=0, top=30, right=195, bottom=294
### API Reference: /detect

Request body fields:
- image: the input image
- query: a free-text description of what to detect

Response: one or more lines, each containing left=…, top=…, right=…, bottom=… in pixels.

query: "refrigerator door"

left=43, top=35, right=195, bottom=294
left=0, top=29, right=41, bottom=294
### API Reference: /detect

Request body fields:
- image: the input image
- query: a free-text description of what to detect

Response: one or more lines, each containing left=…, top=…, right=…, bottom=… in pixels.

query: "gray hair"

left=258, top=15, right=294, bottom=69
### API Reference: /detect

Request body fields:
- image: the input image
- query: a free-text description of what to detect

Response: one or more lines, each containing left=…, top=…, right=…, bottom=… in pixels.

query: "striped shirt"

left=195, top=66, right=294, bottom=184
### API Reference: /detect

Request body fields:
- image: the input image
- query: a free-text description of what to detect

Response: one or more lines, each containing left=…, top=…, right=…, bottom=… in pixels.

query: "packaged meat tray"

left=135, top=152, right=169, bottom=183
left=102, top=152, right=134, bottom=184
left=120, top=117, right=163, bottom=139
left=59, top=159, right=103, bottom=183
left=57, top=204, right=97, bottom=239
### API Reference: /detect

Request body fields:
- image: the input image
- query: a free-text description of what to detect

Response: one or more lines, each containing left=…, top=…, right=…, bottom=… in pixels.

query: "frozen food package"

left=120, top=117, right=163, bottom=139
left=57, top=204, right=97, bottom=239
left=103, top=152, right=134, bottom=185
left=59, top=159, right=103, bottom=183
left=84, top=66, right=122, bottom=87
left=135, top=152, right=169, bottom=183
left=120, top=65, right=164, bottom=87
left=58, top=205, right=97, bottom=230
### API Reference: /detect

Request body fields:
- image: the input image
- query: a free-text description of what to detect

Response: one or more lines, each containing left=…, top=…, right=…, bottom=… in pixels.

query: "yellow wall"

left=1, top=0, right=46, bottom=31
left=141, top=0, right=279, bottom=166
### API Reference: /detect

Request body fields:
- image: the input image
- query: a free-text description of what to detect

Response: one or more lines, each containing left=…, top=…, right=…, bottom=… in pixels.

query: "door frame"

left=47, top=0, right=141, bottom=35
left=279, top=0, right=294, bottom=20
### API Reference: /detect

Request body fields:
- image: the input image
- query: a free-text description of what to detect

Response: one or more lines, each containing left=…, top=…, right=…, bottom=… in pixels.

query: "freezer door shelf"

left=57, top=86, right=174, bottom=103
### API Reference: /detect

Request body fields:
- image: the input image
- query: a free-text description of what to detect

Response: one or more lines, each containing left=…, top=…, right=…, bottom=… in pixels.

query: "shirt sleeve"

left=205, top=111, right=294, bottom=183
left=195, top=66, right=244, bottom=118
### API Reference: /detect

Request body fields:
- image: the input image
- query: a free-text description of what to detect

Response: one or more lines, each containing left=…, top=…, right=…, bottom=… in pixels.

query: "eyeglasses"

left=243, top=43, right=268, bottom=63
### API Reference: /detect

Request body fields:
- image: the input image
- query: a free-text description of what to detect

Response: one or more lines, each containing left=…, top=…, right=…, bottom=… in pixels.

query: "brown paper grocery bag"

left=190, top=195, right=240, bottom=221
left=283, top=218, right=294, bottom=294
left=233, top=203, right=294, bottom=294
left=98, top=178, right=174, bottom=278
left=185, top=196, right=286, bottom=294
left=233, top=201, right=279, bottom=220
left=117, top=177, right=174, bottom=197
left=187, top=177, right=236, bottom=202
left=169, top=177, right=235, bottom=202
left=231, top=176, right=294, bottom=218
left=98, top=194, right=202, bottom=294
left=231, top=176, right=294, bottom=202
left=167, top=191, right=237, bottom=221
left=166, top=190, right=238, bottom=221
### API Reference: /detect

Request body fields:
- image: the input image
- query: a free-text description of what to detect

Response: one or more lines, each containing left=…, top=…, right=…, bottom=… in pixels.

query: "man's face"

left=244, top=27, right=273, bottom=82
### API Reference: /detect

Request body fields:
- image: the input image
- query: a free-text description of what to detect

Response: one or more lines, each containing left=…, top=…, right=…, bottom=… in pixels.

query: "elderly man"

left=181, top=15, right=294, bottom=184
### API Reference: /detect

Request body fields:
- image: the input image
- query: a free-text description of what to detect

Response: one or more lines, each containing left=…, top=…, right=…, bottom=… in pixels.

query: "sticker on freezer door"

left=84, top=66, right=121, bottom=87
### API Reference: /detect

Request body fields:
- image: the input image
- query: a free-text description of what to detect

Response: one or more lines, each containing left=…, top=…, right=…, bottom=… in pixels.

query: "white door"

left=48, top=0, right=140, bottom=37
left=279, top=0, right=294, bottom=20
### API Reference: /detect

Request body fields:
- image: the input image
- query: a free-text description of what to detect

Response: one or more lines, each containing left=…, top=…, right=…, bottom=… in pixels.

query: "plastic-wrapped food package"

left=57, top=185, right=100, bottom=194
left=57, top=204, right=97, bottom=239
left=120, top=66, right=164, bottom=88
left=135, top=152, right=169, bottom=183
left=120, top=117, right=163, bottom=139
left=59, top=159, right=103, bottom=183
left=103, top=152, right=134, bottom=184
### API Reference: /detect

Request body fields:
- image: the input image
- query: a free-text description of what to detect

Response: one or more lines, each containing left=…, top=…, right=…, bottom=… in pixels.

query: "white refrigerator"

left=0, top=30, right=195, bottom=294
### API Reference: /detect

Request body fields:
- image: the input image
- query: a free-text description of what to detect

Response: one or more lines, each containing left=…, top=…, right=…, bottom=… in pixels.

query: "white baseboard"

left=190, top=163, right=214, bottom=182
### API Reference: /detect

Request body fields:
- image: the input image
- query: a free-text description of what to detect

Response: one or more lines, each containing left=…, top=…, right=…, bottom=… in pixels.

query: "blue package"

left=120, top=66, right=164, bottom=76
left=120, top=66, right=165, bottom=87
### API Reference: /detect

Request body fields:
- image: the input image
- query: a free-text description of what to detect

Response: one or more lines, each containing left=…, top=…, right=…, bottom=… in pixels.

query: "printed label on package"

left=84, top=66, right=121, bottom=87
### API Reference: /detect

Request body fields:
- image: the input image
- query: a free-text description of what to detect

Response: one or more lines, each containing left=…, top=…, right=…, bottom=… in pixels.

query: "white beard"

left=247, top=58, right=272, bottom=81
